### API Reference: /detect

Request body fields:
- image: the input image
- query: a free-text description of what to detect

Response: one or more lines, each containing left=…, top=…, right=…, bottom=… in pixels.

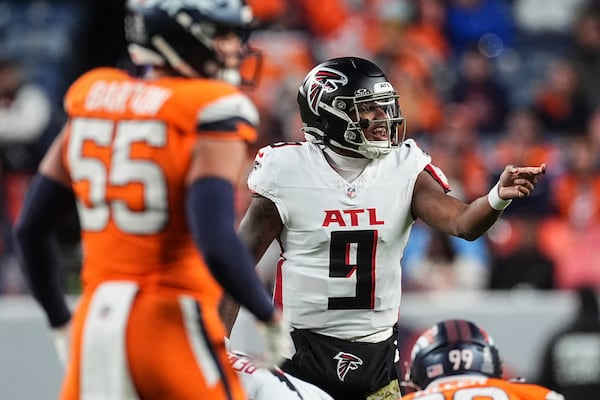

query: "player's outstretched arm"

left=412, top=163, right=546, bottom=241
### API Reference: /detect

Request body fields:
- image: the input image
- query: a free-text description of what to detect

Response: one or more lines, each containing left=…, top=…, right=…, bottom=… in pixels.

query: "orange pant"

left=61, top=287, right=246, bottom=400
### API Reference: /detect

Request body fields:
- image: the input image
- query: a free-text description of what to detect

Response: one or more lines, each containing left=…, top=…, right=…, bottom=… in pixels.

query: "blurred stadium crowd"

left=1, top=0, right=600, bottom=295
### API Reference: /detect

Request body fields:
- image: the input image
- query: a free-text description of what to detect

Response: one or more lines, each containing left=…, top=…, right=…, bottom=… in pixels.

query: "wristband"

left=487, top=182, right=512, bottom=210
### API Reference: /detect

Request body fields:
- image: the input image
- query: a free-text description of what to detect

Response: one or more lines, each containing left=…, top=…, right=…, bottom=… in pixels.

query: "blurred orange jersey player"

left=401, top=319, right=563, bottom=400
left=401, top=376, right=563, bottom=400
left=13, top=1, right=282, bottom=399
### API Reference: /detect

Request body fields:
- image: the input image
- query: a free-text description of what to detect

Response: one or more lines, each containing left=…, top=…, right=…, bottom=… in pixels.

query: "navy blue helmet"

left=125, top=0, right=257, bottom=85
left=405, top=319, right=503, bottom=390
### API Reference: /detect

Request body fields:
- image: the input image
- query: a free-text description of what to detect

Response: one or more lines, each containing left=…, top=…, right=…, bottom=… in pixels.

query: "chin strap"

left=362, top=147, right=390, bottom=159
left=358, top=142, right=392, bottom=159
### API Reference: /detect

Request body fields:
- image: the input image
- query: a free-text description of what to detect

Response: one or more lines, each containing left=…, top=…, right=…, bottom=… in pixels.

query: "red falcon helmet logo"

left=333, top=352, right=363, bottom=382
left=305, top=67, right=348, bottom=116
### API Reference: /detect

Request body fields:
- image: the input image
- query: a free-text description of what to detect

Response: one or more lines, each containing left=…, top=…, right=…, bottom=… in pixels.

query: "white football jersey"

left=229, top=351, right=334, bottom=400
left=248, top=139, right=440, bottom=341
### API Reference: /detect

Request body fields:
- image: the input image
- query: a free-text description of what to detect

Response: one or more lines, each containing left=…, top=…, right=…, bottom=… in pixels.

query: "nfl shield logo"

left=346, top=187, right=356, bottom=199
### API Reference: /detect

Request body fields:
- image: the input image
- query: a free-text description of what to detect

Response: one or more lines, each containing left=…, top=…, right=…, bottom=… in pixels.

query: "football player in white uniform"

left=229, top=350, right=334, bottom=400
left=221, top=57, right=546, bottom=400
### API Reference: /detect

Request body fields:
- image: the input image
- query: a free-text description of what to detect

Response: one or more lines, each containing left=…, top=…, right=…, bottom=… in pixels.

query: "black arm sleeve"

left=12, top=174, right=75, bottom=328
left=185, top=177, right=274, bottom=322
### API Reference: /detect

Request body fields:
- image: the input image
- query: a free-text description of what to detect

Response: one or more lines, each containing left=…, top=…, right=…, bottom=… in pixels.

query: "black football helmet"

left=297, top=57, right=405, bottom=159
left=405, top=319, right=503, bottom=390
left=125, top=0, right=259, bottom=85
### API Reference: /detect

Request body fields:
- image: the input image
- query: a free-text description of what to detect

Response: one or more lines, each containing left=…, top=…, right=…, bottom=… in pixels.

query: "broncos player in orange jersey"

left=401, top=319, right=564, bottom=400
left=13, top=1, right=285, bottom=399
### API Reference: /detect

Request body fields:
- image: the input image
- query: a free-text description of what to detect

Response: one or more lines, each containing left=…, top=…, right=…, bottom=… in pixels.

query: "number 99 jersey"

left=248, top=139, right=437, bottom=341
left=401, top=376, right=564, bottom=400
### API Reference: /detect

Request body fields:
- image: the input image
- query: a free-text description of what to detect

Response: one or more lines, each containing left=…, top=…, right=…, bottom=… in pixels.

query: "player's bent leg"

left=61, top=281, right=144, bottom=400
left=127, top=290, right=246, bottom=400
left=60, top=291, right=93, bottom=400
left=61, top=285, right=245, bottom=400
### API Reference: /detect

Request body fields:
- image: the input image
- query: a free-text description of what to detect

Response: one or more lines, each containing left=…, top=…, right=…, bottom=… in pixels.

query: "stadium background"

left=1, top=0, right=600, bottom=398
